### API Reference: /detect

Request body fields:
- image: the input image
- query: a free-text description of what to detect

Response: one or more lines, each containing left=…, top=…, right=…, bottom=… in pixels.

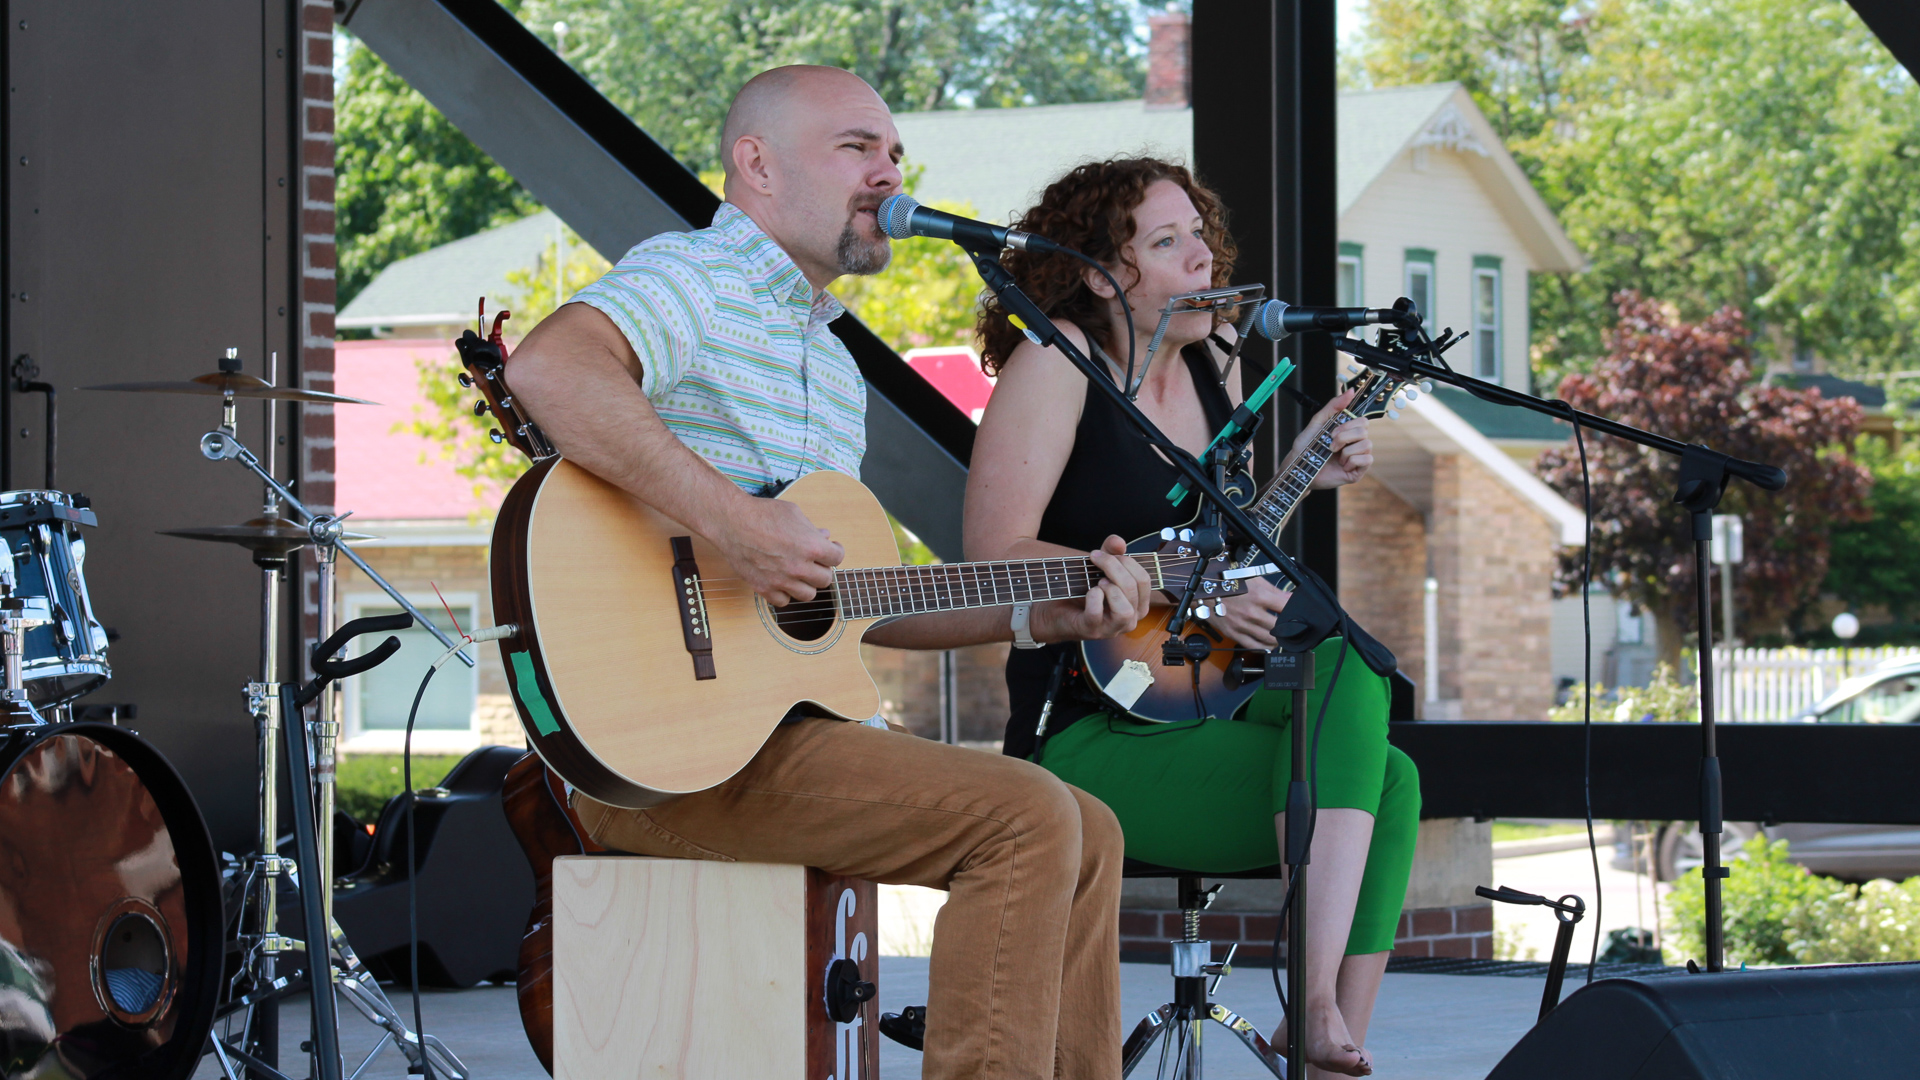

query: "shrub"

left=1790, top=879, right=1920, bottom=964
left=333, top=754, right=465, bottom=822
left=1549, top=663, right=1698, bottom=724
left=1666, top=835, right=1841, bottom=966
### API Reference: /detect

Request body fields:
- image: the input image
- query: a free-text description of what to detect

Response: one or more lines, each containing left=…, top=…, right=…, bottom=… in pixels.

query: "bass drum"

left=0, top=723, right=221, bottom=1079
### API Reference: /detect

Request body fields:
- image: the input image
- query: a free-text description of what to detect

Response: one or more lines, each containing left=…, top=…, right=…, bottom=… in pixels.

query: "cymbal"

left=83, top=371, right=377, bottom=405
left=159, top=517, right=379, bottom=555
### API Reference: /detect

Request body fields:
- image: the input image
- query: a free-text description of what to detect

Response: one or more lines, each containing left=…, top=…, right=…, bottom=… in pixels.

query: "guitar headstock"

left=454, top=304, right=556, bottom=461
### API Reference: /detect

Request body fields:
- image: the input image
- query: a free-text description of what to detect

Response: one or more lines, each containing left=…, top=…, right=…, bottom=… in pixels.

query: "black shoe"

left=879, top=1005, right=926, bottom=1051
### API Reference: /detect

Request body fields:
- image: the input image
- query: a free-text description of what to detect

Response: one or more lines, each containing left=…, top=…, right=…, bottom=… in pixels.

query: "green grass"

left=1491, top=822, right=1589, bottom=844
left=334, top=754, right=465, bottom=822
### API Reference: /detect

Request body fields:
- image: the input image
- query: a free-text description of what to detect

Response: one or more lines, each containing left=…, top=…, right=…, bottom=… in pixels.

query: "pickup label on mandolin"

left=1103, top=660, right=1155, bottom=710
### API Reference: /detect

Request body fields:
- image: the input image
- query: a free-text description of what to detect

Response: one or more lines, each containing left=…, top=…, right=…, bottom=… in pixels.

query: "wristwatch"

left=1010, top=603, right=1041, bottom=649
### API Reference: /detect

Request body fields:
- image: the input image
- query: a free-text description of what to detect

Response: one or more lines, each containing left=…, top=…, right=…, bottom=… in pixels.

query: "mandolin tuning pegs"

left=1420, top=380, right=1435, bottom=393
left=1387, top=408, right=1402, bottom=421
left=1404, top=388, right=1419, bottom=401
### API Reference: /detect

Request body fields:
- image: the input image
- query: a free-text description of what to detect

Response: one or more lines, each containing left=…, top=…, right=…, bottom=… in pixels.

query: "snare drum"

left=0, top=490, right=111, bottom=704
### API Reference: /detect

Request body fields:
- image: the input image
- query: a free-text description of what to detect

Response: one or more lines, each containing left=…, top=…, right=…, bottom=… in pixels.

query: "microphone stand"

left=961, top=245, right=1361, bottom=1079
left=1332, top=330, right=1786, bottom=974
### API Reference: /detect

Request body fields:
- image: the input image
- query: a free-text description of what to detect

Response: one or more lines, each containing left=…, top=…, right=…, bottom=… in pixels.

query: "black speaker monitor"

left=1489, top=963, right=1920, bottom=1078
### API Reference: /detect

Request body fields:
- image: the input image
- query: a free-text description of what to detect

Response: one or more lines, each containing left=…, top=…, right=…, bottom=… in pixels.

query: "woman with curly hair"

left=963, top=156, right=1421, bottom=1078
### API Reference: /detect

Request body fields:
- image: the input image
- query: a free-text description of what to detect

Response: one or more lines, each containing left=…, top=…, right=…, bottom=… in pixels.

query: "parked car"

left=1619, top=659, right=1920, bottom=883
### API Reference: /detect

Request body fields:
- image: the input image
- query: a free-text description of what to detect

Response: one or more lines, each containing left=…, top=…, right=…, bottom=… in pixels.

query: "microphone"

left=1249, top=299, right=1417, bottom=340
left=877, top=194, right=1064, bottom=254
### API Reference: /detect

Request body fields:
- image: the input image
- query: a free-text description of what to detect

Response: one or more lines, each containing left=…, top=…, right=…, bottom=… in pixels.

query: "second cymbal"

left=85, top=370, right=376, bottom=406
left=160, top=517, right=380, bottom=555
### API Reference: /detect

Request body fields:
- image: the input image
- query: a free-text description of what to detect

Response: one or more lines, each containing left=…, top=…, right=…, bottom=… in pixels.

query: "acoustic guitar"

left=1077, top=364, right=1413, bottom=723
left=451, top=324, right=1250, bottom=810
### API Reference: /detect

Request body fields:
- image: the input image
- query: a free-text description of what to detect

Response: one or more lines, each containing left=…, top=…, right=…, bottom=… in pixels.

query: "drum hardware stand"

left=0, top=542, right=50, bottom=725
left=186, top=353, right=470, bottom=1080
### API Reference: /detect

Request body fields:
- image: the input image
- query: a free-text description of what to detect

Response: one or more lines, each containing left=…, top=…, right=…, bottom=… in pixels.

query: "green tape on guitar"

left=509, top=650, right=562, bottom=736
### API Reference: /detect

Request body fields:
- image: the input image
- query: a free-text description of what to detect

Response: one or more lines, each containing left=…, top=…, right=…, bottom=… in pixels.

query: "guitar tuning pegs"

left=488, top=429, right=504, bottom=444
left=472, top=399, right=488, bottom=416
left=457, top=372, right=473, bottom=388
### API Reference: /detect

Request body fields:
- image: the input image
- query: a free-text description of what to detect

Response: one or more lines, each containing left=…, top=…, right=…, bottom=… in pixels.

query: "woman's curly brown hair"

left=977, top=156, right=1236, bottom=376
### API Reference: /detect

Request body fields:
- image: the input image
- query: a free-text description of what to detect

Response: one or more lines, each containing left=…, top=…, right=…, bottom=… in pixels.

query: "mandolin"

left=1077, top=364, right=1413, bottom=723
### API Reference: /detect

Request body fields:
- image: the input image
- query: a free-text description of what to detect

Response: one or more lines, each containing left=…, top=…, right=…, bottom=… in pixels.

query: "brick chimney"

left=1145, top=10, right=1191, bottom=110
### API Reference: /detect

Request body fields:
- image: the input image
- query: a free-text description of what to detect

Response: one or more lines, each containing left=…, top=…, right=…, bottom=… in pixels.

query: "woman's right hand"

left=1212, top=575, right=1292, bottom=650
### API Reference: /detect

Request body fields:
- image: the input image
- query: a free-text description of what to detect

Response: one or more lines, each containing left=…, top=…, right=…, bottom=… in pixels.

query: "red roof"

left=334, top=339, right=497, bottom=521
left=905, top=347, right=994, bottom=422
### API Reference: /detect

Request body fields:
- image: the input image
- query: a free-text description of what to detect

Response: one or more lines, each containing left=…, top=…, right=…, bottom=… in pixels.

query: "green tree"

left=515, top=0, right=1144, bottom=172
left=1824, top=433, right=1920, bottom=622
left=1357, top=0, right=1920, bottom=382
left=1359, top=0, right=1592, bottom=148
left=334, top=33, right=542, bottom=308
left=1667, top=835, right=1841, bottom=967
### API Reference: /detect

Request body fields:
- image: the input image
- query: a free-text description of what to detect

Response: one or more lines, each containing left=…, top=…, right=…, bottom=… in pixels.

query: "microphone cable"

left=1271, top=616, right=1350, bottom=1016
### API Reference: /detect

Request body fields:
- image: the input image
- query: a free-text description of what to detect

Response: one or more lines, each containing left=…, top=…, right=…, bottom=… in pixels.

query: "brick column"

left=300, top=0, right=336, bottom=643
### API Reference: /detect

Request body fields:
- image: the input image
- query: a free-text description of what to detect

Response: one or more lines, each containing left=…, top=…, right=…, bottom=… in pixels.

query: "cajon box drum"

left=553, top=856, right=879, bottom=1079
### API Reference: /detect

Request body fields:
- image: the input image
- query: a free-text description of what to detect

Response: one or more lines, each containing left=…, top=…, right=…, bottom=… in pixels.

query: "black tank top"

left=1002, top=341, right=1237, bottom=758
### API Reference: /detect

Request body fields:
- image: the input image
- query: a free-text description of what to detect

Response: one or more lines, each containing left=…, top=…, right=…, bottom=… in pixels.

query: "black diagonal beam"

left=1847, top=0, right=1919, bottom=76
left=341, top=0, right=975, bottom=559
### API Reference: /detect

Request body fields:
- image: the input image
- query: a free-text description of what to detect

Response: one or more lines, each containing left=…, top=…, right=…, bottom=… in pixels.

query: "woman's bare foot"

left=1268, top=1001, right=1372, bottom=1077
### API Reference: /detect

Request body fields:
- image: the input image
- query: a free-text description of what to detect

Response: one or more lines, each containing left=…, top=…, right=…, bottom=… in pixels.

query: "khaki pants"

left=572, top=717, right=1124, bottom=1080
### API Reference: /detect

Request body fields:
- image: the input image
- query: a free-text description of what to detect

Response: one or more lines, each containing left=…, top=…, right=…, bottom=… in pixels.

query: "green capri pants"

left=1034, top=636, right=1420, bottom=955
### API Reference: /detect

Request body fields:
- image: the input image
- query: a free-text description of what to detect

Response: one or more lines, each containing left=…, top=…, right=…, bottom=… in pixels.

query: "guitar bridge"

left=670, top=536, right=716, bottom=680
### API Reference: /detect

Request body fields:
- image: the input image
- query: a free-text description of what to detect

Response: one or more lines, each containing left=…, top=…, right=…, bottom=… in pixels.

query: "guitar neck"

left=1237, top=410, right=1357, bottom=557
left=835, top=554, right=1168, bottom=621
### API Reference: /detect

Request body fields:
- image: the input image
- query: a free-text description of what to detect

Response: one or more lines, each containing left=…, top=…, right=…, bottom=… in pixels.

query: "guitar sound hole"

left=772, top=583, right=837, bottom=642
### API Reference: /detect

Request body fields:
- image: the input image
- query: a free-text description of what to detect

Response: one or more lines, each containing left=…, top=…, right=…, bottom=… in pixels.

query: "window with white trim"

left=1472, top=259, right=1501, bottom=380
left=1403, top=248, right=1435, bottom=328
left=343, top=595, right=479, bottom=751
left=1337, top=242, right=1364, bottom=308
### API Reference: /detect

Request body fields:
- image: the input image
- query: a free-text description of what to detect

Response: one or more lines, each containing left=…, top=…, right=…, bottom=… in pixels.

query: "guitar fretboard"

left=836, top=556, right=1168, bottom=621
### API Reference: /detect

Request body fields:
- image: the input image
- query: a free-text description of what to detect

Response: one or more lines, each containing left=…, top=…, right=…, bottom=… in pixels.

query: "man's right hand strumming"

left=714, top=495, right=846, bottom=607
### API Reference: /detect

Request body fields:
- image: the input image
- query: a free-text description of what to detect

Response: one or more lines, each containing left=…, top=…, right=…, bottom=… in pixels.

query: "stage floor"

left=191, top=956, right=1563, bottom=1079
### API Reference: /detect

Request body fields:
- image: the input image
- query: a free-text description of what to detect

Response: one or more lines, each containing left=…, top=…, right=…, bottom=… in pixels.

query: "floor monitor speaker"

left=1488, top=962, right=1920, bottom=1078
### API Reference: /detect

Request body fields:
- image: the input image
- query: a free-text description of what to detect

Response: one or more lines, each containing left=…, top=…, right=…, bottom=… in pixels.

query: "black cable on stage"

left=1569, top=412, right=1601, bottom=985
left=403, top=661, right=439, bottom=1080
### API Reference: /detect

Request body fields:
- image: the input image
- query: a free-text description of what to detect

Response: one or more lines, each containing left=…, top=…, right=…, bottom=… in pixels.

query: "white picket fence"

left=1712, top=646, right=1920, bottom=722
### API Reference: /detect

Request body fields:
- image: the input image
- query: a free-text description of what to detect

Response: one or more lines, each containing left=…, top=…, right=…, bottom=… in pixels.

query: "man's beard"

left=835, top=213, right=892, bottom=276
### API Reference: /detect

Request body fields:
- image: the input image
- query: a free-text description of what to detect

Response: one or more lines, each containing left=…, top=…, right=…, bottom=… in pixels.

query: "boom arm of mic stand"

left=964, top=249, right=1348, bottom=634
left=201, top=430, right=478, bottom=668
left=1330, top=337, right=1788, bottom=492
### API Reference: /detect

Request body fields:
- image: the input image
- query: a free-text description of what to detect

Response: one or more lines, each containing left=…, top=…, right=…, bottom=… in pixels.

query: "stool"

left=1121, top=860, right=1286, bottom=1080
left=551, top=856, right=880, bottom=1079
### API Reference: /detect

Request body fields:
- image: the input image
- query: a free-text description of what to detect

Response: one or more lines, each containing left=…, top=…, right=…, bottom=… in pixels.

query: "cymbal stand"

left=199, top=359, right=469, bottom=1080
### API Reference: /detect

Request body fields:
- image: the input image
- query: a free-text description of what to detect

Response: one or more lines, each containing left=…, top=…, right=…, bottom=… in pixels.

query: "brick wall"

left=860, top=641, right=1011, bottom=743
left=1336, top=476, right=1428, bottom=704
left=301, top=0, right=337, bottom=644
left=1429, top=455, right=1557, bottom=719
left=1117, top=901, right=1493, bottom=965
left=1144, top=12, right=1191, bottom=109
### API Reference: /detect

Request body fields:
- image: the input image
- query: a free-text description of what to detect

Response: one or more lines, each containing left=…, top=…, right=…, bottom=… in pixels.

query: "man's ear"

left=732, top=134, right=775, bottom=194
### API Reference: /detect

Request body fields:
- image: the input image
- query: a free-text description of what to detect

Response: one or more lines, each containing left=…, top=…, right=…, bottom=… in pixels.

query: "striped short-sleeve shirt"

left=573, top=203, right=867, bottom=491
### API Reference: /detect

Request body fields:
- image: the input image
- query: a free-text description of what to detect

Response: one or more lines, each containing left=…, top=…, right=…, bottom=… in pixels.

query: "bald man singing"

left=506, top=66, right=1147, bottom=1079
